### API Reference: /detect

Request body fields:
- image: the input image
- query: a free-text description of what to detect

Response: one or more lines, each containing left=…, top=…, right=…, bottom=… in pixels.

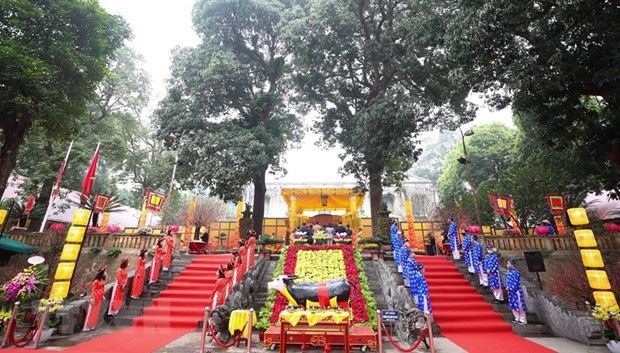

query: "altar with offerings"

left=263, top=308, right=376, bottom=352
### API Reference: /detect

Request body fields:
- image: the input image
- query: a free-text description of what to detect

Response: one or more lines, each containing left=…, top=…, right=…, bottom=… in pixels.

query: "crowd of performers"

left=393, top=217, right=528, bottom=325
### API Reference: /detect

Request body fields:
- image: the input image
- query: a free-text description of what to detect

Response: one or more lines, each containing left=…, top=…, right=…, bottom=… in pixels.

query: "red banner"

left=81, top=144, right=100, bottom=203
left=93, top=194, right=111, bottom=214
left=489, top=194, right=513, bottom=216
left=24, top=195, right=36, bottom=215
left=545, top=194, right=568, bottom=215
left=145, top=191, right=167, bottom=212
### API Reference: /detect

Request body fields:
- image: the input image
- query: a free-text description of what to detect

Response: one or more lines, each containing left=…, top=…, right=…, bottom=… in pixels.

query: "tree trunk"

left=252, top=169, right=267, bottom=236
left=368, top=169, right=383, bottom=235
left=30, top=177, right=54, bottom=231
left=0, top=115, right=32, bottom=200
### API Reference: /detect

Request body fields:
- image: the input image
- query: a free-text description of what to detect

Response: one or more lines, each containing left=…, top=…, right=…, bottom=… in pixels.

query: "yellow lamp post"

left=567, top=207, right=618, bottom=310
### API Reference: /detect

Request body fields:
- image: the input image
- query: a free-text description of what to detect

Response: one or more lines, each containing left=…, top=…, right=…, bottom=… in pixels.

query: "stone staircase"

left=363, top=258, right=388, bottom=309
left=252, top=259, right=277, bottom=311
left=111, top=254, right=196, bottom=326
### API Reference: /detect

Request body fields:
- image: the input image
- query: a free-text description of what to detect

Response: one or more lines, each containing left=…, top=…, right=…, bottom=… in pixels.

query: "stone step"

left=511, top=322, right=551, bottom=337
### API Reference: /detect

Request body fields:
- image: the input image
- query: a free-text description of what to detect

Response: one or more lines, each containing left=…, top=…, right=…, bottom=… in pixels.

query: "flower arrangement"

left=535, top=226, right=551, bottom=235
left=266, top=245, right=373, bottom=327
left=37, top=297, right=64, bottom=329
left=467, top=226, right=482, bottom=234
left=605, top=223, right=620, bottom=233
left=1, top=265, right=47, bottom=304
left=333, top=232, right=351, bottom=243
left=313, top=230, right=328, bottom=245
left=590, top=304, right=620, bottom=343
left=138, top=227, right=153, bottom=235
left=87, top=226, right=100, bottom=233
left=167, top=225, right=180, bottom=232
left=292, top=231, right=308, bottom=244
left=49, top=223, right=65, bottom=232
left=106, top=225, right=121, bottom=233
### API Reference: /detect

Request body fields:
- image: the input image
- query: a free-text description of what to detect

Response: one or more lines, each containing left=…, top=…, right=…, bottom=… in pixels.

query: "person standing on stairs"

left=83, top=266, right=106, bottom=332
left=162, top=230, right=175, bottom=271
left=399, top=237, right=411, bottom=277
left=447, top=216, right=461, bottom=260
left=505, top=259, right=527, bottom=325
left=149, top=238, right=164, bottom=284
left=462, top=229, right=475, bottom=274
left=409, top=264, right=432, bottom=315
left=130, top=249, right=148, bottom=299
left=393, top=230, right=404, bottom=272
left=108, top=258, right=129, bottom=316
left=483, top=244, right=504, bottom=303
left=402, top=249, right=418, bottom=288
left=472, top=235, right=488, bottom=287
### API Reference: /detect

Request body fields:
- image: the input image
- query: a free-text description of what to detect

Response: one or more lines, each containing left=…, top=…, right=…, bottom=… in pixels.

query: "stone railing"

left=7, top=232, right=163, bottom=250
left=484, top=233, right=619, bottom=252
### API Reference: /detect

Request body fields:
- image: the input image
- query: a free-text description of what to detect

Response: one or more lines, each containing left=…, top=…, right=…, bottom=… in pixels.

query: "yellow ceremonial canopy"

left=281, top=188, right=365, bottom=229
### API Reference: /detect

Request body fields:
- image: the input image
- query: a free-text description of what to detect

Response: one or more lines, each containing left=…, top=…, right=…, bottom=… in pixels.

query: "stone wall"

left=521, top=281, right=604, bottom=345
left=372, top=260, right=436, bottom=339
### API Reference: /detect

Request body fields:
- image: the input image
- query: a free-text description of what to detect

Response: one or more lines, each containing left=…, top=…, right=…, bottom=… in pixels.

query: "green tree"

left=13, top=47, right=151, bottom=228
left=437, top=123, right=517, bottom=225
left=288, top=0, right=473, bottom=233
left=414, top=0, right=620, bottom=198
left=412, top=131, right=458, bottom=184
left=437, top=122, right=592, bottom=231
left=0, top=0, right=130, bottom=199
left=156, top=0, right=303, bottom=234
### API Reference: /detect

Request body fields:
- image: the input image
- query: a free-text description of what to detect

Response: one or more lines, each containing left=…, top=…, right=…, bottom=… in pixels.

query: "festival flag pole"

left=39, top=140, right=74, bottom=233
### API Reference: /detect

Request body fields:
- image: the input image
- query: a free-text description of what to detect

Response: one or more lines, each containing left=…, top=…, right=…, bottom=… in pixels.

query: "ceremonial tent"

left=281, top=188, right=365, bottom=229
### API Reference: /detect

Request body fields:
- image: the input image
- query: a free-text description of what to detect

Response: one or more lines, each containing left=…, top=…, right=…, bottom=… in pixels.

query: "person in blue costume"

left=409, top=264, right=432, bottom=315
left=471, top=235, right=488, bottom=287
left=393, top=230, right=404, bottom=272
left=462, top=229, right=474, bottom=273
left=447, top=216, right=460, bottom=260
left=505, top=259, right=527, bottom=324
left=402, top=247, right=418, bottom=288
left=398, top=237, right=411, bottom=274
left=483, top=244, right=504, bottom=302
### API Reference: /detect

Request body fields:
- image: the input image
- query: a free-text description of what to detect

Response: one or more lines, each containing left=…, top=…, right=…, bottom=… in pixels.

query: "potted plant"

left=36, top=297, right=64, bottom=342
left=255, top=315, right=271, bottom=341
left=216, top=232, right=227, bottom=250
left=590, top=304, right=620, bottom=353
left=357, top=237, right=386, bottom=260
left=256, top=235, right=284, bottom=259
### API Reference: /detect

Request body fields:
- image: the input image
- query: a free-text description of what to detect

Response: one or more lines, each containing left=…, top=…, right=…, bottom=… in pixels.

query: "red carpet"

left=417, top=256, right=555, bottom=353
left=56, top=254, right=231, bottom=353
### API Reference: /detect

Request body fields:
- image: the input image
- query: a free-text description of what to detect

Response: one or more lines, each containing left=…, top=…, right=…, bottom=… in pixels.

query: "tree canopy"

left=156, top=0, right=303, bottom=234
left=415, top=0, right=620, bottom=197
left=0, top=0, right=130, bottom=200
left=287, top=0, right=473, bottom=232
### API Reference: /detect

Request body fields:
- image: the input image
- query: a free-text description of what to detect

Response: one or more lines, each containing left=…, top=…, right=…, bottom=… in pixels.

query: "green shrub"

left=88, top=246, right=103, bottom=254
left=106, top=247, right=122, bottom=258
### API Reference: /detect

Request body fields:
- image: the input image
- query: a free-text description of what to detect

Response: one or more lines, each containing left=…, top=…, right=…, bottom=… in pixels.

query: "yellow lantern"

left=54, top=262, right=76, bottom=280
left=574, top=229, right=597, bottom=248
left=0, top=209, right=7, bottom=225
left=60, top=244, right=81, bottom=261
left=72, top=209, right=90, bottom=226
left=567, top=207, right=589, bottom=225
left=66, top=226, right=86, bottom=243
left=593, top=291, right=619, bottom=311
left=580, top=250, right=604, bottom=268
left=49, top=281, right=70, bottom=299
left=586, top=270, right=611, bottom=290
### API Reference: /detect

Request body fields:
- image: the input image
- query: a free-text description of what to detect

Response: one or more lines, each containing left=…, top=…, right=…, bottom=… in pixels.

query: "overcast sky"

left=99, top=0, right=512, bottom=184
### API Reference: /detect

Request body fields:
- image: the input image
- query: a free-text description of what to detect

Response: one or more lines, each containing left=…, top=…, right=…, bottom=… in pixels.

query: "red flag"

left=24, top=195, right=36, bottom=215
left=51, top=141, right=73, bottom=197
left=81, top=144, right=100, bottom=204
